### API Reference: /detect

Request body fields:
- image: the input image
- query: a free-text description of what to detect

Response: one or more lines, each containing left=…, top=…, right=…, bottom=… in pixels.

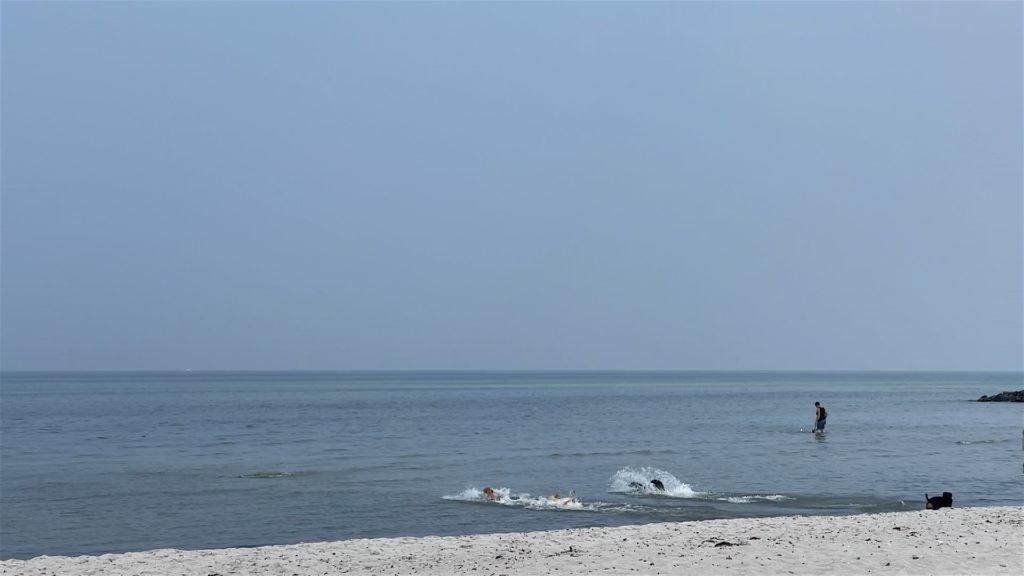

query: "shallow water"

left=1, top=371, right=1021, bottom=559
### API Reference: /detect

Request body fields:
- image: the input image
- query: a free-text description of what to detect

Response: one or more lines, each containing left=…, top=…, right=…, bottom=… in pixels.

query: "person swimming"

left=482, top=486, right=498, bottom=501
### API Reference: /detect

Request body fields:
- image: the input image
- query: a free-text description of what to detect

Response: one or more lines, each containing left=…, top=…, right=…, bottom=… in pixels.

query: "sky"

left=2, top=1, right=1021, bottom=372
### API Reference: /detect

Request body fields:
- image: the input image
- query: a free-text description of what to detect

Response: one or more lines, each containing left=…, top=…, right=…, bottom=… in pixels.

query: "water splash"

left=608, top=466, right=702, bottom=498
left=443, top=486, right=598, bottom=511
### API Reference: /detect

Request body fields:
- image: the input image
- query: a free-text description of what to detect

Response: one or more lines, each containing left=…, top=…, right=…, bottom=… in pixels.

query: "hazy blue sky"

left=2, top=2, right=1021, bottom=371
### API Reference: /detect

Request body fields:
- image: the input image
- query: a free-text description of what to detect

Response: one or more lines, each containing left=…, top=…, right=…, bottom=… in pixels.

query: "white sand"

left=2, top=506, right=1020, bottom=575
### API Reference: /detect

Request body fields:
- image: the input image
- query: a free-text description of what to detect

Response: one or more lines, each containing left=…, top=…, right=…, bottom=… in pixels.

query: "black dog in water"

left=629, top=479, right=666, bottom=492
left=925, top=492, right=953, bottom=510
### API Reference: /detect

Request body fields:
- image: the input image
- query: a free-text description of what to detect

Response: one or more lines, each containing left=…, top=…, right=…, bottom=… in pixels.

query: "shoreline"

left=2, top=506, right=1020, bottom=575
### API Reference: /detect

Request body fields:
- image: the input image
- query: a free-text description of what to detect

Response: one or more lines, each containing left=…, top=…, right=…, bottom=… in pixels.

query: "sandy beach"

left=2, top=506, right=1020, bottom=575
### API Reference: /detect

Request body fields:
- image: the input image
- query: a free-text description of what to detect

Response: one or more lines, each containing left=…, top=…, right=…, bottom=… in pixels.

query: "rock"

left=977, top=390, right=1024, bottom=402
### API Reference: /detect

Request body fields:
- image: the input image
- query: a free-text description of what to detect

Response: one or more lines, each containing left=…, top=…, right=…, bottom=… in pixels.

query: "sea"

left=1, top=371, right=1021, bottom=560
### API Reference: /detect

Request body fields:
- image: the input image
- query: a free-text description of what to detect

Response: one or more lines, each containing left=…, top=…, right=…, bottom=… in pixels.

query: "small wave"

left=547, top=449, right=677, bottom=459
left=716, top=494, right=793, bottom=504
left=844, top=502, right=885, bottom=509
left=608, top=466, right=703, bottom=498
left=238, top=471, right=307, bottom=479
left=956, top=439, right=999, bottom=445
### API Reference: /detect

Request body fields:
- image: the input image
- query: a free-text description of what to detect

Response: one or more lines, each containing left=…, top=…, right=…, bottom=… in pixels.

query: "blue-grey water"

left=1, top=371, right=1021, bottom=560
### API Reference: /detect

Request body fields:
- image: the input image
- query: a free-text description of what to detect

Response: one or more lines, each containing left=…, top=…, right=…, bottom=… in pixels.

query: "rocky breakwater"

left=977, top=390, right=1024, bottom=402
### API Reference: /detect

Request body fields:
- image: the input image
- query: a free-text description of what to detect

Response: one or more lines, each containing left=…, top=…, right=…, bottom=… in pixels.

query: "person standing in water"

left=814, top=401, right=828, bottom=433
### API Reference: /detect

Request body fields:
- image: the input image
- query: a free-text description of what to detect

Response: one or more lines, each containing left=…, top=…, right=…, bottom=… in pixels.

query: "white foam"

left=519, top=495, right=588, bottom=510
left=443, top=487, right=597, bottom=511
left=717, top=494, right=792, bottom=504
left=442, top=486, right=515, bottom=504
left=608, top=466, right=703, bottom=498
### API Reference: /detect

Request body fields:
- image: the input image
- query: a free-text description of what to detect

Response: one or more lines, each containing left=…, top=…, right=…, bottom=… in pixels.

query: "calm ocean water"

left=1, top=371, right=1021, bottom=559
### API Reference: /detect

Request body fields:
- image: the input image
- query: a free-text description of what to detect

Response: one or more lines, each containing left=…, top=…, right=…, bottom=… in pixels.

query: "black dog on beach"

left=925, top=492, right=953, bottom=510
